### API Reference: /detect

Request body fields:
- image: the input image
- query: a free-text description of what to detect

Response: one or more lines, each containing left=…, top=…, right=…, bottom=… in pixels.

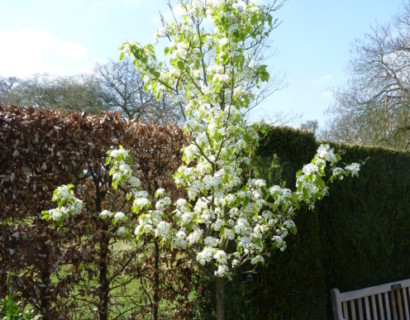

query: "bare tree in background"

left=0, top=60, right=182, bottom=123
left=301, top=120, right=318, bottom=135
left=323, top=2, right=410, bottom=150
left=96, top=59, right=183, bottom=123
left=0, top=77, right=20, bottom=105
left=0, top=74, right=107, bottom=114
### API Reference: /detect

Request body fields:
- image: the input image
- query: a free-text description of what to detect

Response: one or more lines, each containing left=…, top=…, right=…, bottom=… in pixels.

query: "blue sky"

left=0, top=0, right=404, bottom=129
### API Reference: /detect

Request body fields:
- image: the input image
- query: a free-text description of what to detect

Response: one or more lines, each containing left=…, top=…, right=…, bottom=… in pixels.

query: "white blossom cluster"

left=42, top=184, right=83, bottom=223
left=106, top=146, right=141, bottom=192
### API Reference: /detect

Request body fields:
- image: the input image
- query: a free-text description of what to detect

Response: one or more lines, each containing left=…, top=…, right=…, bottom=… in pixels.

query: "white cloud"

left=0, top=27, right=93, bottom=78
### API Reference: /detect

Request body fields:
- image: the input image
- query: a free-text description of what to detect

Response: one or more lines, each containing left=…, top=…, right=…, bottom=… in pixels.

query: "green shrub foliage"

left=221, top=127, right=410, bottom=320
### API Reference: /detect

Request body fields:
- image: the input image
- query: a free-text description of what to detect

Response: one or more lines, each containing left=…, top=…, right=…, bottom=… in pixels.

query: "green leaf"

left=222, top=53, right=230, bottom=65
left=177, top=60, right=185, bottom=70
left=41, top=210, right=50, bottom=221
left=251, top=14, right=258, bottom=25
left=289, top=225, right=297, bottom=235
left=268, top=14, right=273, bottom=26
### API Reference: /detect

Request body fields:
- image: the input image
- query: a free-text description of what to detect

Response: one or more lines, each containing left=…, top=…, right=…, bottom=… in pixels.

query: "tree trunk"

left=95, top=182, right=109, bottom=320
left=98, top=225, right=110, bottom=320
left=215, top=276, right=225, bottom=320
left=39, top=243, right=51, bottom=320
left=153, top=241, right=159, bottom=320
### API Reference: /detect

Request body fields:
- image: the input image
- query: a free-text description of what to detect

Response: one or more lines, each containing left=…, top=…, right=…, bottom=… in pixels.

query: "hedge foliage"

left=1, top=106, right=409, bottom=319
left=0, top=105, right=195, bottom=319
left=221, top=127, right=410, bottom=320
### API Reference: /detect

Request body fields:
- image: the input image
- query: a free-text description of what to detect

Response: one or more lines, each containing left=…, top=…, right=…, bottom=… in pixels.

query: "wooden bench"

left=331, top=279, right=410, bottom=320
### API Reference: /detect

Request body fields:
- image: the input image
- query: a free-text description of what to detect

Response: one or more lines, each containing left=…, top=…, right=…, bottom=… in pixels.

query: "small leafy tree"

left=43, top=1, right=361, bottom=319
left=116, top=1, right=360, bottom=319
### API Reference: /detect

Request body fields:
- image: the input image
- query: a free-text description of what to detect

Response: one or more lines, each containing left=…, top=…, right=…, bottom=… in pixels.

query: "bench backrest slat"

left=351, top=300, right=357, bottom=320
left=332, top=279, right=410, bottom=320
left=364, top=297, right=370, bottom=320
left=371, top=295, right=379, bottom=320
left=377, top=294, right=385, bottom=320
left=384, top=292, right=391, bottom=320
left=403, top=288, right=410, bottom=319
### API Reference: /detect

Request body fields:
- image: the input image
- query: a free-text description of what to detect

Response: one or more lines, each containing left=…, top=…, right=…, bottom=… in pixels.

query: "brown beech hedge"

left=0, top=105, right=195, bottom=319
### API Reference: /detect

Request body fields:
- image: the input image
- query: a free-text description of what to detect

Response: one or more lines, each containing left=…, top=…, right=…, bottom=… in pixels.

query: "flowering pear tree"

left=43, top=0, right=361, bottom=318
left=117, top=0, right=361, bottom=319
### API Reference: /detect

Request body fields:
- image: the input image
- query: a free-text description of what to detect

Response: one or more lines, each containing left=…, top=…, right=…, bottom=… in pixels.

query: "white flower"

left=155, top=221, right=171, bottom=240
left=109, top=148, right=129, bottom=159
left=219, top=37, right=229, bottom=46
left=345, top=163, right=360, bottom=176
left=54, top=185, right=72, bottom=202
left=317, top=144, right=338, bottom=163
left=204, top=236, right=218, bottom=247
left=155, top=197, right=171, bottom=210
left=232, top=0, right=247, bottom=11
left=208, top=0, right=224, bottom=7
left=154, top=26, right=167, bottom=40
left=223, top=228, right=235, bottom=240
left=269, top=185, right=281, bottom=195
left=251, top=255, right=264, bottom=265
left=214, top=250, right=227, bottom=264
left=235, top=218, right=250, bottom=235
left=119, top=163, right=132, bottom=175
left=272, top=235, right=287, bottom=251
left=155, top=188, right=166, bottom=197
left=117, top=226, right=126, bottom=236
left=302, top=163, right=318, bottom=175
left=134, top=225, right=143, bottom=235
left=181, top=211, right=194, bottom=224
left=213, top=219, right=225, bottom=231
left=262, top=210, right=273, bottom=220
left=197, top=247, right=214, bottom=265
left=248, top=179, right=266, bottom=188
left=114, top=212, right=126, bottom=221
left=128, top=176, right=141, bottom=189
left=134, top=191, right=149, bottom=198
left=50, top=208, right=63, bottom=221
left=133, top=197, right=151, bottom=212
left=284, top=220, right=295, bottom=230
left=187, top=229, right=203, bottom=245
left=176, top=230, right=186, bottom=239
left=249, top=60, right=257, bottom=69
left=317, top=144, right=329, bottom=159
left=228, top=24, right=239, bottom=34
left=214, top=264, right=229, bottom=277
left=70, top=198, right=83, bottom=215
left=332, top=167, right=345, bottom=178
left=172, top=231, right=188, bottom=249
left=176, top=198, right=187, bottom=208
left=100, top=210, right=113, bottom=219
left=232, top=259, right=240, bottom=268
